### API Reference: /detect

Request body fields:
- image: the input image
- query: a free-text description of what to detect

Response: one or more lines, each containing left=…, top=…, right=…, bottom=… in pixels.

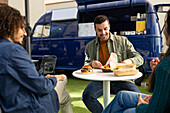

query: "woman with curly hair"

left=102, top=9, right=170, bottom=113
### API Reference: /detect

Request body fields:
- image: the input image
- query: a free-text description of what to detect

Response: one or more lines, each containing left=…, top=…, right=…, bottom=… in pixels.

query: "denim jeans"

left=82, top=81, right=141, bottom=113
left=102, top=91, right=148, bottom=113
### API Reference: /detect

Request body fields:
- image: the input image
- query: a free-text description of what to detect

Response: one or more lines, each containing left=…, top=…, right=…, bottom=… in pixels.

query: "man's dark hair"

left=94, top=15, right=110, bottom=27
left=0, top=3, right=25, bottom=39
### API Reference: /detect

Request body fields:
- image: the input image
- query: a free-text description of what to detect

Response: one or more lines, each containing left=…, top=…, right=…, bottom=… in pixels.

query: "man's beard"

left=98, top=34, right=109, bottom=41
left=11, top=36, right=23, bottom=46
left=13, top=39, right=23, bottom=46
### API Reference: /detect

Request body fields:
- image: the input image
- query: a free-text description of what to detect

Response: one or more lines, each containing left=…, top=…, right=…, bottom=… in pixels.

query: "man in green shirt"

left=82, top=15, right=144, bottom=113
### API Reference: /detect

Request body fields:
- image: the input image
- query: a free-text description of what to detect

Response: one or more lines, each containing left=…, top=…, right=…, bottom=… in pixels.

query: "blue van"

left=30, top=0, right=169, bottom=75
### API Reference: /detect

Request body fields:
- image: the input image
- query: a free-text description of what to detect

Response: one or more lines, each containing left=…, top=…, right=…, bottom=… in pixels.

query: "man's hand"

left=45, top=74, right=64, bottom=82
left=137, top=94, right=151, bottom=106
left=55, top=75, right=64, bottom=82
left=92, top=60, right=102, bottom=68
left=121, top=59, right=133, bottom=64
left=45, top=74, right=54, bottom=78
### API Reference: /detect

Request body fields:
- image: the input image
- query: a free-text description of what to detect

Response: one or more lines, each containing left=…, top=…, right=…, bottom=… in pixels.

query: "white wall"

left=8, top=0, right=25, bottom=15
left=45, top=1, right=77, bottom=11
left=45, top=0, right=74, bottom=4
left=9, top=0, right=45, bottom=28
left=29, top=0, right=45, bottom=27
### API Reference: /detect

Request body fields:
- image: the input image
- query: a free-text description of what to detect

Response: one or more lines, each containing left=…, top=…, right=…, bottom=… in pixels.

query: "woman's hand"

left=142, top=95, right=152, bottom=103
left=137, top=94, right=151, bottom=106
left=92, top=60, right=102, bottom=68
left=150, top=58, right=160, bottom=71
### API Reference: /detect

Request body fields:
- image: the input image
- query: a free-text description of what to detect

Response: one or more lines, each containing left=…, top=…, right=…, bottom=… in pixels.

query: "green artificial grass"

left=66, top=78, right=90, bottom=113
left=63, top=75, right=151, bottom=113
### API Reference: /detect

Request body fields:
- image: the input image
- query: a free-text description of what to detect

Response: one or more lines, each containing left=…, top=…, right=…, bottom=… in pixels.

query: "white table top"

left=72, top=69, right=142, bottom=81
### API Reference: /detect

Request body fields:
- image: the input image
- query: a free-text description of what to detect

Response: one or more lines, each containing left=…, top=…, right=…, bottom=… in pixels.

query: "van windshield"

left=51, top=20, right=78, bottom=38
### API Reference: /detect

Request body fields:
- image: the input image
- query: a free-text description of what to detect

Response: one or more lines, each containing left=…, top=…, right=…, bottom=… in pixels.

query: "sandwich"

left=81, top=65, right=93, bottom=73
left=113, top=63, right=138, bottom=76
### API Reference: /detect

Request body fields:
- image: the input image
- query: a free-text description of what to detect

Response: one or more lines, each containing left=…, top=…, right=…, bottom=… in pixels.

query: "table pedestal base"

left=103, top=81, right=110, bottom=108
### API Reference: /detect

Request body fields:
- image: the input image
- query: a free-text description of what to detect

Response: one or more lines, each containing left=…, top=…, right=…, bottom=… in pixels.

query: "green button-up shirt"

left=84, top=32, right=144, bottom=68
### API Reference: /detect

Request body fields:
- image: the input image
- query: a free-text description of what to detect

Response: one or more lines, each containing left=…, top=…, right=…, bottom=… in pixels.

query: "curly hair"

left=0, top=3, right=25, bottom=39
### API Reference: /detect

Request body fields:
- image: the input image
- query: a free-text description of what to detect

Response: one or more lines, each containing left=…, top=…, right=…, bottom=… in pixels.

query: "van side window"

left=51, top=20, right=78, bottom=38
left=78, top=22, right=96, bottom=37
left=32, top=24, right=50, bottom=37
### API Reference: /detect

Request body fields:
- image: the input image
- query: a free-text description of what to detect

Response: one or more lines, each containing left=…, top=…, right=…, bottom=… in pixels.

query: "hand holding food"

left=81, top=65, right=93, bottom=73
left=150, top=58, right=159, bottom=71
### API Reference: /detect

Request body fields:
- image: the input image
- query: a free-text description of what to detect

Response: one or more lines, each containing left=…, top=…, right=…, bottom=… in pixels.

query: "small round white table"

left=72, top=69, right=142, bottom=108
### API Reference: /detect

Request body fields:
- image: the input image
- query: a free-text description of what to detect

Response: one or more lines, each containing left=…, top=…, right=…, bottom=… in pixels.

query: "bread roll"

left=113, top=63, right=138, bottom=76
left=81, top=65, right=93, bottom=73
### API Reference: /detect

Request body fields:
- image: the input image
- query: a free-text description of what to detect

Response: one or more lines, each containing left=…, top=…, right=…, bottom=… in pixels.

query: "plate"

left=101, top=68, right=113, bottom=72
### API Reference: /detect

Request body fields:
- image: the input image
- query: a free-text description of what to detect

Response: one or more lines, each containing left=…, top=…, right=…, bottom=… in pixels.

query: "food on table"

left=81, top=65, right=93, bottom=73
left=101, top=63, right=110, bottom=69
left=113, top=63, right=138, bottom=76
left=101, top=63, right=112, bottom=72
